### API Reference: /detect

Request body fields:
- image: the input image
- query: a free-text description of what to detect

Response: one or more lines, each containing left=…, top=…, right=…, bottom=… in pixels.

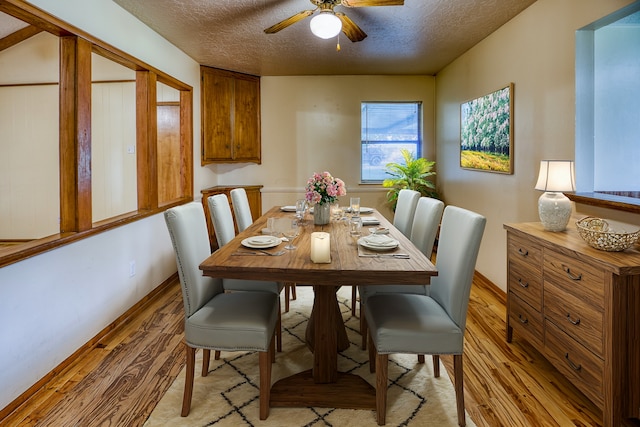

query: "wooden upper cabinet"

left=201, top=66, right=261, bottom=164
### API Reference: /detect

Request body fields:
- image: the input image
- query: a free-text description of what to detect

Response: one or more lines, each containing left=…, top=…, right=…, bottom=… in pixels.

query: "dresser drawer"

left=508, top=292, right=543, bottom=347
left=544, top=320, right=604, bottom=409
left=508, top=234, right=542, bottom=272
left=543, top=249, right=605, bottom=311
left=544, top=281, right=603, bottom=357
left=508, top=260, right=543, bottom=311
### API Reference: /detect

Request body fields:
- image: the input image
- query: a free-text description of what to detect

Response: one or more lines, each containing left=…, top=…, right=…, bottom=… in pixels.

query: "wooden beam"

left=0, top=25, right=41, bottom=51
left=136, top=70, right=158, bottom=211
left=59, top=36, right=92, bottom=232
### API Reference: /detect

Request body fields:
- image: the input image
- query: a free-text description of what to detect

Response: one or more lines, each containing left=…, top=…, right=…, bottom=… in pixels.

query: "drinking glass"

left=266, top=217, right=279, bottom=237
left=295, top=199, right=307, bottom=221
left=282, top=219, right=300, bottom=250
left=331, top=202, right=342, bottom=221
left=350, top=197, right=360, bottom=217
left=349, top=216, right=362, bottom=237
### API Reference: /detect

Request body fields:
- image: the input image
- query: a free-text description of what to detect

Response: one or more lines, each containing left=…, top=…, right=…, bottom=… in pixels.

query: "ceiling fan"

left=264, top=0, right=404, bottom=42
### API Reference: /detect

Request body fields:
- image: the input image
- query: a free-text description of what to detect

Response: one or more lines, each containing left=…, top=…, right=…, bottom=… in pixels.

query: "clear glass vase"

left=313, top=203, right=331, bottom=225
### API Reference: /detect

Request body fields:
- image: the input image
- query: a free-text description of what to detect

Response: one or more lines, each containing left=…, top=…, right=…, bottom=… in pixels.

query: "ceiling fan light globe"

left=310, top=12, right=342, bottom=39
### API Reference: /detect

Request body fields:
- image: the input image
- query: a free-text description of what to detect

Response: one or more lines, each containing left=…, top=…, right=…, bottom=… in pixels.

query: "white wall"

left=435, top=0, right=638, bottom=290
left=213, top=75, right=436, bottom=221
left=0, top=0, right=207, bottom=409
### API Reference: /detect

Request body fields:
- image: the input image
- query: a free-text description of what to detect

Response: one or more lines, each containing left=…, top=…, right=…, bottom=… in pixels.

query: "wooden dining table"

left=199, top=206, right=437, bottom=411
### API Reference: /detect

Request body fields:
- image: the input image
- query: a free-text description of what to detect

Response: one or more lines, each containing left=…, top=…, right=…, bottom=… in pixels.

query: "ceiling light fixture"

left=309, top=11, right=342, bottom=39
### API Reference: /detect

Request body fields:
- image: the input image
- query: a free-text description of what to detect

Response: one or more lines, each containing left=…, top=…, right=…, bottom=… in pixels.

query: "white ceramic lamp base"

left=538, top=192, right=572, bottom=232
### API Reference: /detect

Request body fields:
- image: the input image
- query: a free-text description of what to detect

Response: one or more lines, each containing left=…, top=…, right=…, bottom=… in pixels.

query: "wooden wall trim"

left=0, top=24, right=41, bottom=51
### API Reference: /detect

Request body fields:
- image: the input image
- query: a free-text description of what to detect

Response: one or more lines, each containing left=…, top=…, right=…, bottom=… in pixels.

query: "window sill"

left=567, top=192, right=640, bottom=215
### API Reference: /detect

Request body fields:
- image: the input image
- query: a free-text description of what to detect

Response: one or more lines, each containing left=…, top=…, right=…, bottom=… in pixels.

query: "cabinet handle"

left=562, top=264, right=582, bottom=281
left=518, top=314, right=528, bottom=324
left=566, top=313, right=581, bottom=325
left=517, top=248, right=529, bottom=257
left=564, top=353, right=582, bottom=371
left=518, top=278, right=529, bottom=288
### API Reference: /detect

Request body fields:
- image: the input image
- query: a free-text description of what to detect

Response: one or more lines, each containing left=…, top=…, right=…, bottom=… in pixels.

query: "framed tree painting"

left=460, top=83, right=514, bottom=174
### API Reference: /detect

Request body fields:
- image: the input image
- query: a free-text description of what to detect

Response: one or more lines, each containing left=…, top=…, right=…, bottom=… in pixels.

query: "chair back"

left=409, top=197, right=444, bottom=257
left=393, top=189, right=420, bottom=237
left=164, top=202, right=223, bottom=317
left=429, top=205, right=485, bottom=331
left=230, top=188, right=253, bottom=232
left=208, top=194, right=236, bottom=247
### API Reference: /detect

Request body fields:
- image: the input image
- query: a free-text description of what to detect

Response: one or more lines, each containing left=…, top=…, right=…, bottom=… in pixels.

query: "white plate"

left=361, top=217, right=380, bottom=226
left=358, top=235, right=399, bottom=251
left=241, top=235, right=282, bottom=249
left=280, top=206, right=296, bottom=212
left=348, top=207, right=374, bottom=214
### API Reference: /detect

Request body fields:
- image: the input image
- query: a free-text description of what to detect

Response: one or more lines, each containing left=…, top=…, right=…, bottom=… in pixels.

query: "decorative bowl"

left=575, top=217, right=640, bottom=252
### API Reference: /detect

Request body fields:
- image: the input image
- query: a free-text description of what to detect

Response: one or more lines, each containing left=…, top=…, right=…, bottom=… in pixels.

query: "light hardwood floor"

left=1, top=274, right=617, bottom=426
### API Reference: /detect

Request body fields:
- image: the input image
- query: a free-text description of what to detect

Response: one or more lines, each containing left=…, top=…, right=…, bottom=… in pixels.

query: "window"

left=360, top=102, right=422, bottom=182
left=574, top=3, right=640, bottom=212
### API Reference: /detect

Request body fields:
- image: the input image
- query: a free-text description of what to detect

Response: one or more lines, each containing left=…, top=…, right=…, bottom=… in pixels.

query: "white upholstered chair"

left=164, top=202, right=277, bottom=419
left=229, top=189, right=298, bottom=311
left=392, top=188, right=421, bottom=238
left=358, top=196, right=445, bottom=348
left=364, top=205, right=486, bottom=426
left=207, top=194, right=285, bottom=351
left=350, top=188, right=422, bottom=315
left=230, top=188, right=253, bottom=232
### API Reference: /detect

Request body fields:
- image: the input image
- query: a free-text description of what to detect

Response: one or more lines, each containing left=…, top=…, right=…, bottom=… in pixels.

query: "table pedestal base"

left=270, top=369, right=376, bottom=410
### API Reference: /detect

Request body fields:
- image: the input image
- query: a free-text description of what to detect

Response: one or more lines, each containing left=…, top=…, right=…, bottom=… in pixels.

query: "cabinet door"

left=233, top=76, right=261, bottom=162
left=202, top=70, right=233, bottom=162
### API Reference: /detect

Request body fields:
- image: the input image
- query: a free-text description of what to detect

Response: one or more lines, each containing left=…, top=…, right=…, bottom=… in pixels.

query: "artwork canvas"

left=460, top=83, right=514, bottom=174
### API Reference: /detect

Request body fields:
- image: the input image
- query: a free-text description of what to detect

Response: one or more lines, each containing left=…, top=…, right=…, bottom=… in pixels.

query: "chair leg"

left=181, top=344, right=196, bottom=417
left=271, top=332, right=276, bottom=363
left=433, top=355, right=440, bottom=377
left=360, top=303, right=368, bottom=350
left=368, top=333, right=376, bottom=373
left=276, top=301, right=283, bottom=352
left=291, top=284, right=296, bottom=300
left=351, top=286, right=358, bottom=316
left=214, top=350, right=221, bottom=360
left=202, top=349, right=211, bottom=376
left=259, top=337, right=273, bottom=420
left=453, top=354, right=465, bottom=426
left=375, top=352, right=388, bottom=425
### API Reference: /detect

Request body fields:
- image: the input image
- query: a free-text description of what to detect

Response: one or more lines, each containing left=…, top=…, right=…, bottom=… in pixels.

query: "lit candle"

left=310, top=232, right=331, bottom=263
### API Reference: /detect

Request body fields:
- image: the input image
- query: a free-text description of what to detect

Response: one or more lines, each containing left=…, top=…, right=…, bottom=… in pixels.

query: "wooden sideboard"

left=201, top=185, right=262, bottom=250
left=504, top=221, right=640, bottom=427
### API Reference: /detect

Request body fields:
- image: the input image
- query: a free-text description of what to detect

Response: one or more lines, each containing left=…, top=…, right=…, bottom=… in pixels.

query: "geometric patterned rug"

left=144, top=286, right=477, bottom=427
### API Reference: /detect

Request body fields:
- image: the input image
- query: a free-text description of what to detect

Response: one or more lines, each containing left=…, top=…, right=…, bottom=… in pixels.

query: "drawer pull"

left=517, top=248, right=529, bottom=257
left=566, top=313, right=581, bottom=325
left=518, top=314, right=528, bottom=324
left=562, top=264, right=582, bottom=281
left=564, top=353, right=582, bottom=371
left=518, top=279, right=529, bottom=288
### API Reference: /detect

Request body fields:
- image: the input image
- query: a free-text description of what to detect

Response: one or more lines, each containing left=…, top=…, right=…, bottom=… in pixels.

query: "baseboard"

left=0, top=272, right=179, bottom=421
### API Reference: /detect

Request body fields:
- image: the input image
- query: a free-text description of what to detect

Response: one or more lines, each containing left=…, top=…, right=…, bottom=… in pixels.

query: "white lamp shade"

left=534, top=160, right=576, bottom=192
left=309, top=12, right=342, bottom=39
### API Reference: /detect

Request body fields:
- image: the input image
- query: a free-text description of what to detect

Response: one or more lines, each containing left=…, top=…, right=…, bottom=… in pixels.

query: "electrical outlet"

left=129, top=260, right=136, bottom=277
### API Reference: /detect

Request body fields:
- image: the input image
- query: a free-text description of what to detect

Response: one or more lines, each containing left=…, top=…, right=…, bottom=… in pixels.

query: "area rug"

left=144, top=287, right=476, bottom=427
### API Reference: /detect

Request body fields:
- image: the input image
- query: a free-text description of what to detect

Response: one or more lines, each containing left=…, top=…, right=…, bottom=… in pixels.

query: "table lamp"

left=534, top=160, right=576, bottom=232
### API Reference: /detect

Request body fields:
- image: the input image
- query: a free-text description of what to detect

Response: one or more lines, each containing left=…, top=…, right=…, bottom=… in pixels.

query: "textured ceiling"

left=111, top=0, right=537, bottom=76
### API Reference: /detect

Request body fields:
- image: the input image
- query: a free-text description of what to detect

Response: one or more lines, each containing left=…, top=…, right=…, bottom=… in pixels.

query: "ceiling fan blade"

left=335, top=12, right=367, bottom=42
left=264, top=9, right=315, bottom=34
left=341, top=0, right=404, bottom=7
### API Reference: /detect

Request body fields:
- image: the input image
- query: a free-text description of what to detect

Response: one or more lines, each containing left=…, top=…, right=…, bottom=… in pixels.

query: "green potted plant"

left=382, top=149, right=439, bottom=211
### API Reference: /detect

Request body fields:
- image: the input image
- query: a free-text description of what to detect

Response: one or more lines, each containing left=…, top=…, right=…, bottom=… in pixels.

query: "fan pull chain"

left=336, top=33, right=341, bottom=52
